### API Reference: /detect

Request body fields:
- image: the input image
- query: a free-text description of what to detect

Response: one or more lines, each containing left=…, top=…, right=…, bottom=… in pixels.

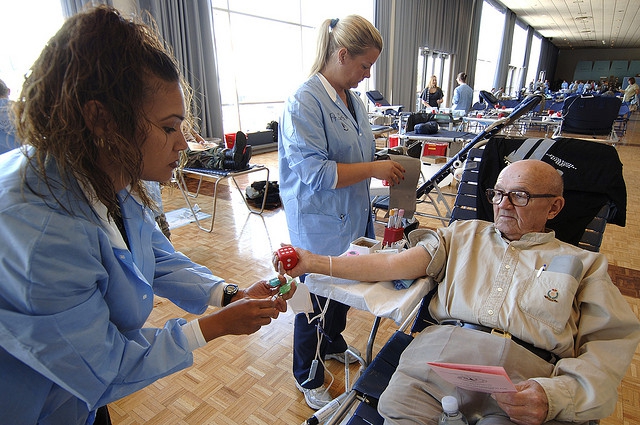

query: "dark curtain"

left=60, top=0, right=223, bottom=140
left=374, top=0, right=482, bottom=112
left=538, top=38, right=559, bottom=85
left=520, top=26, right=534, bottom=89
left=493, top=10, right=516, bottom=90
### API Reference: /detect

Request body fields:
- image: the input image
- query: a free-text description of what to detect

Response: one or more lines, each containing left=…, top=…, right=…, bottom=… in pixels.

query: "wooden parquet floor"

left=111, top=117, right=640, bottom=425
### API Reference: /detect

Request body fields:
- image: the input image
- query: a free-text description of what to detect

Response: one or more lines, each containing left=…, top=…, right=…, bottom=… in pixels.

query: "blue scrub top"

left=452, top=83, right=474, bottom=112
left=0, top=148, right=225, bottom=424
left=278, top=74, right=376, bottom=256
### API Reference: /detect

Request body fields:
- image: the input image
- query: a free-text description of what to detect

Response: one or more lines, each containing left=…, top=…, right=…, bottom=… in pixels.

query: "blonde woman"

left=420, top=75, right=444, bottom=109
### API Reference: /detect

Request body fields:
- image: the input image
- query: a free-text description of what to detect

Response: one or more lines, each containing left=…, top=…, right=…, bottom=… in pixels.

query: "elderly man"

left=276, top=160, right=640, bottom=425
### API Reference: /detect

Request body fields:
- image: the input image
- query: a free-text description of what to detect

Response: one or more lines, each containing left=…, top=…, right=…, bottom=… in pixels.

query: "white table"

left=304, top=273, right=434, bottom=364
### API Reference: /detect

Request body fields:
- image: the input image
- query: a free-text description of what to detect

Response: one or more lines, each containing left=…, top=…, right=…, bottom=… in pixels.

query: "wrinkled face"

left=340, top=47, right=380, bottom=89
left=492, top=161, right=564, bottom=241
left=139, top=77, right=188, bottom=183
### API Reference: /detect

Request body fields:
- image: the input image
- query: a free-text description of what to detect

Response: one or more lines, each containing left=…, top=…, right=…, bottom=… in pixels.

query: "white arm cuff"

left=182, top=319, right=207, bottom=351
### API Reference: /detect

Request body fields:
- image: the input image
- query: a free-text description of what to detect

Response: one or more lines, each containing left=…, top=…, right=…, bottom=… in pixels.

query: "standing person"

left=0, top=6, right=294, bottom=425
left=451, top=71, right=474, bottom=113
left=420, top=75, right=444, bottom=110
left=0, top=78, right=17, bottom=154
left=278, top=15, right=405, bottom=410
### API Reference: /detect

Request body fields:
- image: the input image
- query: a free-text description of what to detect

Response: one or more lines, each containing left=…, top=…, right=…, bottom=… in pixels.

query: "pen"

left=536, top=264, right=547, bottom=278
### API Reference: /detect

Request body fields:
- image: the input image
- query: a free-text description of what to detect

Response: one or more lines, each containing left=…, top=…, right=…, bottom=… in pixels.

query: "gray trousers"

left=377, top=325, right=589, bottom=425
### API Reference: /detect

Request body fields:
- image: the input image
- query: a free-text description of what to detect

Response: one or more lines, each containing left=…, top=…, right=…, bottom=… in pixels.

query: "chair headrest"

left=368, top=90, right=384, bottom=101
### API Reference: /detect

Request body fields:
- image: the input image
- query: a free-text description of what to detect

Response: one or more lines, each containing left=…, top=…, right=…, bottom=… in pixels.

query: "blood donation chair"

left=552, top=94, right=622, bottom=142
left=321, top=134, right=626, bottom=425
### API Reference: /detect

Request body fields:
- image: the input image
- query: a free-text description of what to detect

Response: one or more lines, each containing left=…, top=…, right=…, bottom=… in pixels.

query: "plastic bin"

left=388, top=134, right=400, bottom=148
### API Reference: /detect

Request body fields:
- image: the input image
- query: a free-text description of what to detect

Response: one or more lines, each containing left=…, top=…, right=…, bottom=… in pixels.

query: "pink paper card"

left=427, top=362, right=517, bottom=393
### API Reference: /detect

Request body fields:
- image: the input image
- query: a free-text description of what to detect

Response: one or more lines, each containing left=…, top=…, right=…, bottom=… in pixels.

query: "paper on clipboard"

left=427, top=362, right=517, bottom=393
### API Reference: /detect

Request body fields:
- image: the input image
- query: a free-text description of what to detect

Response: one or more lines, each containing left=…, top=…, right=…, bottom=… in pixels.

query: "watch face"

left=225, top=284, right=238, bottom=295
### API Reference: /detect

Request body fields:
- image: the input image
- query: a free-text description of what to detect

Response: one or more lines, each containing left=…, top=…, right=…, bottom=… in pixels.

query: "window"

left=474, top=1, right=505, bottom=98
left=0, top=1, right=64, bottom=100
left=505, top=21, right=528, bottom=97
left=212, top=0, right=374, bottom=133
left=525, top=34, right=543, bottom=91
left=416, top=48, right=451, bottom=110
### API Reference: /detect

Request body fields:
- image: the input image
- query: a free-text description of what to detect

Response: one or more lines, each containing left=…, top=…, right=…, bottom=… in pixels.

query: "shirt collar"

left=78, top=179, right=129, bottom=250
left=493, top=225, right=557, bottom=245
left=316, top=73, right=338, bottom=102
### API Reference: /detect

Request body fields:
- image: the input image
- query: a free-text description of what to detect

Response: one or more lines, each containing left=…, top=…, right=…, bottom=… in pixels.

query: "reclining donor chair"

left=320, top=134, right=626, bottom=425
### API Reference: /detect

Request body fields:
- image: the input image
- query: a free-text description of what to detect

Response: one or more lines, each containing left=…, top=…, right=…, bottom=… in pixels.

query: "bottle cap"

left=441, top=396, right=459, bottom=414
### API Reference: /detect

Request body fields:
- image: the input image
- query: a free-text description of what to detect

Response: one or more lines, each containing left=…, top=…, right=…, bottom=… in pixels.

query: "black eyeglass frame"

left=485, top=188, right=559, bottom=207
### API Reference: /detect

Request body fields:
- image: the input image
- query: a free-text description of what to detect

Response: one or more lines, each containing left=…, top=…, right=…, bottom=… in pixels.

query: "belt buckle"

left=491, top=328, right=512, bottom=339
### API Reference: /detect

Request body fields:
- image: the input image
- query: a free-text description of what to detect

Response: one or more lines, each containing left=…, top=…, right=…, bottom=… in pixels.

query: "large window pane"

left=526, top=34, right=542, bottom=90
left=474, top=1, right=505, bottom=96
left=213, top=0, right=373, bottom=133
left=0, top=1, right=63, bottom=99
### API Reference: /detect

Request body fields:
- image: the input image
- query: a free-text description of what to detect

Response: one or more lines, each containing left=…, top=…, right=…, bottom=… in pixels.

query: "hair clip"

left=329, top=18, right=339, bottom=32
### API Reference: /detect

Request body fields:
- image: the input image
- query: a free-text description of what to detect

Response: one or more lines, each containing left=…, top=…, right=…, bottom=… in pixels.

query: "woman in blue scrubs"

left=0, top=6, right=293, bottom=425
left=278, top=15, right=406, bottom=410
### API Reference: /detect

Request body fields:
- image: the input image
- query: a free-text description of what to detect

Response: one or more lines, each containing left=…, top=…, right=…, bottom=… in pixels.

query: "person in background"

left=0, top=78, right=17, bottom=154
left=275, top=160, right=640, bottom=425
left=0, top=6, right=294, bottom=425
left=278, top=15, right=405, bottom=410
left=620, top=76, right=639, bottom=104
left=451, top=71, right=474, bottom=113
left=420, top=75, right=444, bottom=110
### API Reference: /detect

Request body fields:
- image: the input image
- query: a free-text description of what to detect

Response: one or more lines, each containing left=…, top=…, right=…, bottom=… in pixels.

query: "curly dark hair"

left=14, top=5, right=192, bottom=218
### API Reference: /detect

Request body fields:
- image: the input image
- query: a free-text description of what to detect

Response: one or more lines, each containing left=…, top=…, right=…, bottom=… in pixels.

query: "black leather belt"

left=440, top=320, right=558, bottom=364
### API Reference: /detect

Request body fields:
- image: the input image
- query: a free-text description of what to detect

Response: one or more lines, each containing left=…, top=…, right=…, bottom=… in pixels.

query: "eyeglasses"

left=486, top=188, right=558, bottom=207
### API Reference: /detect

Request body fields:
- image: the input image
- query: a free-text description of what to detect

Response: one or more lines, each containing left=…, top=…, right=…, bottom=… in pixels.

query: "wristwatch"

left=222, top=283, right=239, bottom=306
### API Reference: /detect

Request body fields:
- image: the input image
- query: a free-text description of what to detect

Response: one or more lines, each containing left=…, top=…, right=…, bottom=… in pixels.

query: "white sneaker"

left=295, top=380, right=333, bottom=410
left=324, top=345, right=361, bottom=364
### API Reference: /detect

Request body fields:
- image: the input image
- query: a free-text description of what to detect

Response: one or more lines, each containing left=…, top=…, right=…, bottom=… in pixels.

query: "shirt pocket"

left=517, top=270, right=579, bottom=333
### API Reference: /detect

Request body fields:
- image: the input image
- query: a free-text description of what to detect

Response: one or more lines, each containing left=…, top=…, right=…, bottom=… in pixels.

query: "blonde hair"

left=309, top=15, right=383, bottom=76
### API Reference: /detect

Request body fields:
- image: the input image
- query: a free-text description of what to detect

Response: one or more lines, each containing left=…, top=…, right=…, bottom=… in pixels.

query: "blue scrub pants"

left=293, top=292, right=350, bottom=389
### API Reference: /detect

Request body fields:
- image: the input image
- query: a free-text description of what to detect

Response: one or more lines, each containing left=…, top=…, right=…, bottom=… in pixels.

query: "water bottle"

left=439, top=396, right=469, bottom=425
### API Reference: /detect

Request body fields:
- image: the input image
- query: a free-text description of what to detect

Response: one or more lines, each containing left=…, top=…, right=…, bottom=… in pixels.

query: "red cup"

left=224, top=133, right=236, bottom=149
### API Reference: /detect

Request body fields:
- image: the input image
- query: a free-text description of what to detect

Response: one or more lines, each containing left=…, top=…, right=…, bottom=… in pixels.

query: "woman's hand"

left=371, top=160, right=406, bottom=186
left=243, top=278, right=296, bottom=312
left=199, top=297, right=282, bottom=340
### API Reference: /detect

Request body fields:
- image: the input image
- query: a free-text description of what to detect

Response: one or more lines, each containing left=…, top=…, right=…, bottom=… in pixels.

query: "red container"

left=388, top=134, right=400, bottom=148
left=224, top=133, right=236, bottom=149
left=422, top=142, right=447, bottom=157
left=383, top=226, right=404, bottom=247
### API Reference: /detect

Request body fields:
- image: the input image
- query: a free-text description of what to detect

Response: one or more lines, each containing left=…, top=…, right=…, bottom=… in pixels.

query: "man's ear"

left=547, top=197, right=565, bottom=220
left=82, top=100, right=112, bottom=137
